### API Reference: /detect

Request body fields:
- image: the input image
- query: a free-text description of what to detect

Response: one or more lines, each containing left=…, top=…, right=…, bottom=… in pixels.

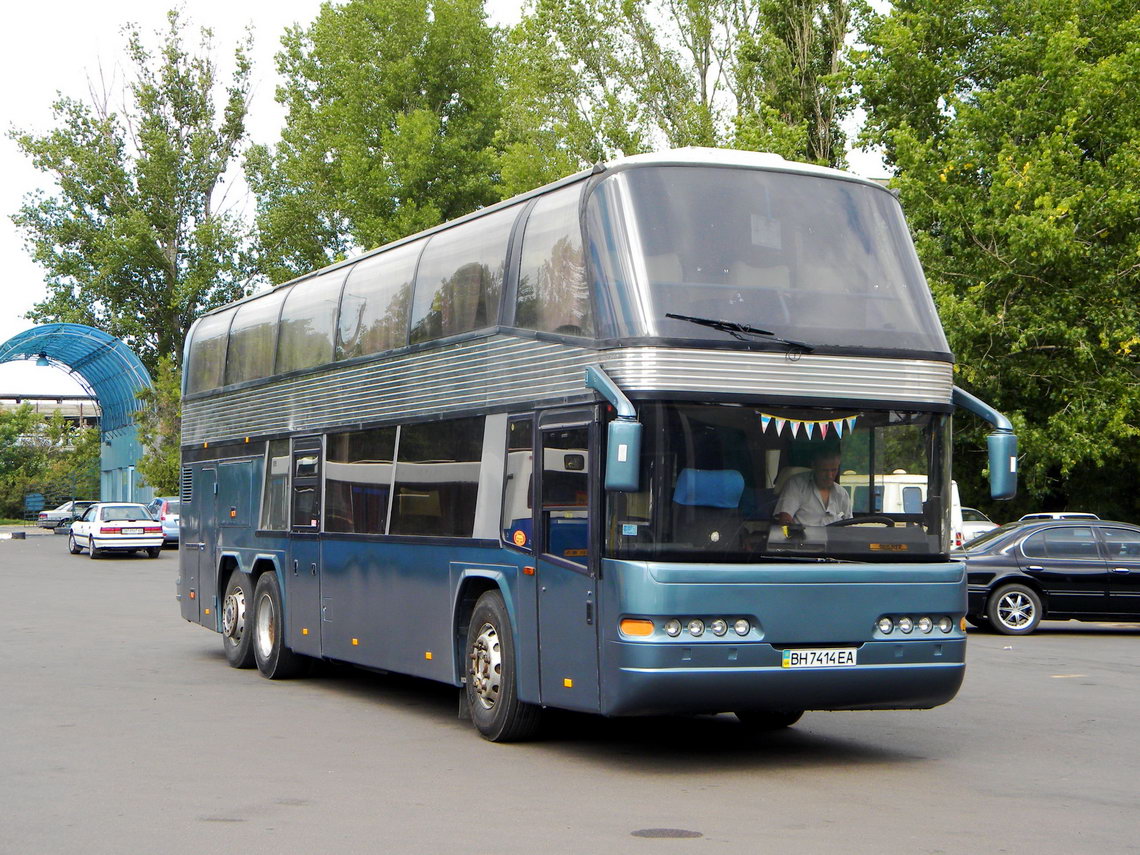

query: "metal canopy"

left=0, top=324, right=152, bottom=433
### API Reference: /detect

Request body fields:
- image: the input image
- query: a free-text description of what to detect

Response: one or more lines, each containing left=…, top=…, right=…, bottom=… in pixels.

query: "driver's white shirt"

left=775, top=472, right=852, bottom=525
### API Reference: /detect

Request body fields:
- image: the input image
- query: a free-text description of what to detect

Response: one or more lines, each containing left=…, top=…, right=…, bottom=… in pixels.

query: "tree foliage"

left=0, top=407, right=100, bottom=519
left=246, top=0, right=504, bottom=282
left=10, top=11, right=254, bottom=374
left=858, top=0, right=1140, bottom=519
left=133, top=356, right=182, bottom=495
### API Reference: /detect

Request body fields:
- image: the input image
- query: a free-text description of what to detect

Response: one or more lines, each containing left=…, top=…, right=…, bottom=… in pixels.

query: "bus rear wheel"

left=253, top=572, right=307, bottom=679
left=734, top=710, right=803, bottom=730
left=222, top=572, right=256, bottom=669
left=465, top=591, right=540, bottom=742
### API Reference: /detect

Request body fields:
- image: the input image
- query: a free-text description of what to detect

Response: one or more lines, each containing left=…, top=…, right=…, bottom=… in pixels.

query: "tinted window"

left=389, top=418, right=484, bottom=536
left=502, top=418, right=534, bottom=548
left=1022, top=527, right=1099, bottom=560
left=260, top=440, right=290, bottom=530
left=1102, top=527, right=1140, bottom=559
left=276, top=270, right=346, bottom=374
left=409, top=207, right=518, bottom=344
left=337, top=241, right=421, bottom=359
left=542, top=426, right=590, bottom=564
left=226, top=288, right=289, bottom=386
left=186, top=309, right=234, bottom=394
left=326, top=427, right=397, bottom=533
left=516, top=185, right=591, bottom=336
left=586, top=166, right=948, bottom=352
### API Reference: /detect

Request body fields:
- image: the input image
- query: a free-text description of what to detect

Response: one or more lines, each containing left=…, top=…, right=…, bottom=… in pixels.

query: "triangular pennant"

left=761, top=415, right=772, bottom=433
left=833, top=419, right=844, bottom=438
left=847, top=416, right=857, bottom=431
left=790, top=421, right=800, bottom=438
left=804, top=422, right=815, bottom=439
left=774, top=419, right=786, bottom=436
left=819, top=422, right=829, bottom=439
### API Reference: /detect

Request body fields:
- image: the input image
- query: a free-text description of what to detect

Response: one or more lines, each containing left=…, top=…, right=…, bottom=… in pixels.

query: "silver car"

left=145, top=497, right=181, bottom=545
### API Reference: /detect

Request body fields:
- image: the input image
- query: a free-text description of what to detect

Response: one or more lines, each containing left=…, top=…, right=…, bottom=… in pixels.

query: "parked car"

left=1019, top=512, right=1099, bottom=521
left=68, top=502, right=164, bottom=559
left=145, top=496, right=181, bottom=545
left=957, top=518, right=1140, bottom=635
left=961, top=507, right=998, bottom=542
left=37, top=500, right=97, bottom=531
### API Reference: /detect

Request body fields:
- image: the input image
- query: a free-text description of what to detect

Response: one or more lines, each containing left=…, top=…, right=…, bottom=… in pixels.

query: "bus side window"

left=261, top=439, right=290, bottom=530
left=541, top=427, right=589, bottom=564
left=502, top=418, right=534, bottom=549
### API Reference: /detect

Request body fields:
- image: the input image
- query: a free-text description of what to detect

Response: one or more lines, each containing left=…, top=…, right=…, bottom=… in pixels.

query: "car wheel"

left=88, top=541, right=100, bottom=559
left=68, top=534, right=82, bottom=555
left=465, top=590, right=540, bottom=742
left=735, top=710, right=804, bottom=730
left=988, top=583, right=1042, bottom=635
left=222, top=573, right=256, bottom=669
left=252, top=572, right=308, bottom=679
left=146, top=547, right=161, bottom=559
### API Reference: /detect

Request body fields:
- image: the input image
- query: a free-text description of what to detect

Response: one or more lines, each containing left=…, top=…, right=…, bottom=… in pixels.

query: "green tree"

left=133, top=356, right=182, bottom=495
left=10, top=11, right=255, bottom=374
left=247, top=0, right=504, bottom=283
left=0, top=407, right=100, bottom=518
left=858, top=0, right=1140, bottom=519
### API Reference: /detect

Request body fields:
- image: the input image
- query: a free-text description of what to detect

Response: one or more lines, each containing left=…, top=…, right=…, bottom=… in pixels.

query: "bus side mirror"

left=605, top=419, right=642, bottom=492
left=987, top=432, right=1018, bottom=500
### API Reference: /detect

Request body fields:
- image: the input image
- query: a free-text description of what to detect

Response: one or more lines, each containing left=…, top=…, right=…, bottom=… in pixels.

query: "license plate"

left=781, top=648, right=857, bottom=668
left=122, top=528, right=143, bottom=535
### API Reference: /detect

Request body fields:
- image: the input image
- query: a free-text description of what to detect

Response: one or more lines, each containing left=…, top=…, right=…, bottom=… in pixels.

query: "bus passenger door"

left=536, top=417, right=600, bottom=712
left=287, top=438, right=323, bottom=657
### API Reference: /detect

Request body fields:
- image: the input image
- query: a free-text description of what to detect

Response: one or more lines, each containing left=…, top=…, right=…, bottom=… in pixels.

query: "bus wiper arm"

left=665, top=313, right=814, bottom=352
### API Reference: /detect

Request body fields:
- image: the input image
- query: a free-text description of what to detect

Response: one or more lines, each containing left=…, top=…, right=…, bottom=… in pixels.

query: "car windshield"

left=606, top=402, right=952, bottom=562
left=100, top=505, right=151, bottom=522
left=958, top=522, right=1022, bottom=552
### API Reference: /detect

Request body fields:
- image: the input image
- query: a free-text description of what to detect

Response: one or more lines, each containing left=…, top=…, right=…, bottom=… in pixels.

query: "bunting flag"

left=757, top=412, right=858, bottom=438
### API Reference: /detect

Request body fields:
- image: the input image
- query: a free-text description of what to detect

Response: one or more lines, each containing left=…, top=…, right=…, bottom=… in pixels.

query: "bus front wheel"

left=222, top=572, right=256, bottom=669
left=253, top=572, right=307, bottom=679
left=465, top=591, right=540, bottom=742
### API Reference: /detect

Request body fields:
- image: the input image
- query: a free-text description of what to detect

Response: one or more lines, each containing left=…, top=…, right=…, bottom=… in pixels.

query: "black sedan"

left=957, top=519, right=1140, bottom=635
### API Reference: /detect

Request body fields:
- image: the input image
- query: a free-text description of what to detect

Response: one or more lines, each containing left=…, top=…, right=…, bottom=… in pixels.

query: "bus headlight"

left=877, top=617, right=894, bottom=634
left=938, top=616, right=954, bottom=633
left=664, top=619, right=682, bottom=637
left=918, top=616, right=933, bottom=634
left=687, top=619, right=705, bottom=637
left=733, top=619, right=751, bottom=636
left=710, top=619, right=728, bottom=637
left=898, top=616, right=914, bottom=634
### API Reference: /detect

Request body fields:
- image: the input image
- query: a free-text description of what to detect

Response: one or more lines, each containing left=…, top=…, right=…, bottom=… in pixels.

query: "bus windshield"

left=586, top=165, right=950, bottom=355
left=606, top=402, right=952, bottom=562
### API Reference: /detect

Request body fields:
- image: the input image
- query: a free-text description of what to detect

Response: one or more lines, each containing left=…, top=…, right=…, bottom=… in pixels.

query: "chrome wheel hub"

left=468, top=622, right=502, bottom=711
left=255, top=592, right=276, bottom=659
left=997, top=592, right=1033, bottom=629
left=223, top=586, right=246, bottom=640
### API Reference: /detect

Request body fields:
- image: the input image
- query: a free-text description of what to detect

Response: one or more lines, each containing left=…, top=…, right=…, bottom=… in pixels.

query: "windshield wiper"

left=665, top=313, right=814, bottom=352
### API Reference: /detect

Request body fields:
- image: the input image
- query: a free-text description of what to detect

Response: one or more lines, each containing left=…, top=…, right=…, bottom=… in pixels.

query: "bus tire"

left=988, top=582, right=1042, bottom=635
left=734, top=710, right=803, bottom=730
left=222, top=572, right=256, bottom=669
left=253, top=572, right=307, bottom=679
left=465, top=591, right=540, bottom=742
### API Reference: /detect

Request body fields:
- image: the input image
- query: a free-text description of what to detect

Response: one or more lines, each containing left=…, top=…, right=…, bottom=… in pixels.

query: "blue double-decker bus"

left=177, top=148, right=1017, bottom=740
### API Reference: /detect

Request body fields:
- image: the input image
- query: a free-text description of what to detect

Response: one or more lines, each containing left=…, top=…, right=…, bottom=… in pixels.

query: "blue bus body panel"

left=596, top=558, right=967, bottom=716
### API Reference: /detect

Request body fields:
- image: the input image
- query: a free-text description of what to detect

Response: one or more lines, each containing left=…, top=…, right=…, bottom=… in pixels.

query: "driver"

left=774, top=449, right=852, bottom=526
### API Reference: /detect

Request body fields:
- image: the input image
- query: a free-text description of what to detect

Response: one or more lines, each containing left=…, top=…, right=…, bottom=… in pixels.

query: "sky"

left=0, top=0, right=882, bottom=397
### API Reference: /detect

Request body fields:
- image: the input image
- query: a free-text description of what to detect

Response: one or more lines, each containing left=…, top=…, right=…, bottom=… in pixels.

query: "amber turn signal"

left=620, top=618, right=655, bottom=637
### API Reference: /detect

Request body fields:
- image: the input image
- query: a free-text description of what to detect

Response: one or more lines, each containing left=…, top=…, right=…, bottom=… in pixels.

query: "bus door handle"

left=310, top=563, right=317, bottom=576
left=293, top=560, right=298, bottom=575
left=586, top=593, right=594, bottom=625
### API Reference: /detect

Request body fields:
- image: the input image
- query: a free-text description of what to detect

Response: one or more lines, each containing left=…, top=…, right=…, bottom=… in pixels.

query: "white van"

left=840, top=471, right=966, bottom=549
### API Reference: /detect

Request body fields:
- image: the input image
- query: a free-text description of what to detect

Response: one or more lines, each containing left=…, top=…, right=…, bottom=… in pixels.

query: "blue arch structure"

left=0, top=323, right=155, bottom=503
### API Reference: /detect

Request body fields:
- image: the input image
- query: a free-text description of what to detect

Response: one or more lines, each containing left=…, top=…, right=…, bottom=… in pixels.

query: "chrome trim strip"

left=182, top=338, right=954, bottom=444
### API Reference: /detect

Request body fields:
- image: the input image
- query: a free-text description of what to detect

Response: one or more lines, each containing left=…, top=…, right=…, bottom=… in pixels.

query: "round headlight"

left=733, top=618, right=751, bottom=636
left=938, top=616, right=954, bottom=633
left=918, top=616, right=933, bottom=634
left=687, top=619, right=705, bottom=637
left=877, top=617, right=894, bottom=634
left=710, top=619, right=728, bottom=637
left=664, top=619, right=682, bottom=637
left=898, top=616, right=914, bottom=634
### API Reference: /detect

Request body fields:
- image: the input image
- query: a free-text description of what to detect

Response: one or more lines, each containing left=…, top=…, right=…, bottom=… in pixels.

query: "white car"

left=68, top=502, right=164, bottom=559
left=960, top=507, right=999, bottom=542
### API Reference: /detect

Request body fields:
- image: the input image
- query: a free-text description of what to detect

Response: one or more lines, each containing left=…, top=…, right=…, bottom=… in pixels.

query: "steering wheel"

left=828, top=515, right=896, bottom=527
